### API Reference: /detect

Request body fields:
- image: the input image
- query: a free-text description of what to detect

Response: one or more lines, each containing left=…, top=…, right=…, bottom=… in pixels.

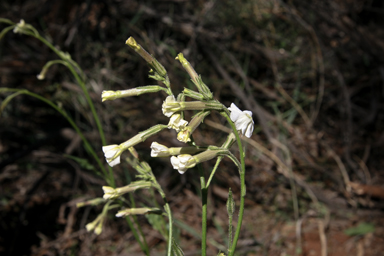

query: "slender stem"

left=198, top=163, right=208, bottom=256
left=153, top=183, right=173, bottom=256
left=128, top=193, right=150, bottom=255
left=24, top=31, right=115, bottom=186
left=206, top=156, right=223, bottom=188
left=221, top=112, right=246, bottom=256
left=10, top=90, right=108, bottom=179
left=164, top=202, right=173, bottom=256
left=125, top=215, right=149, bottom=255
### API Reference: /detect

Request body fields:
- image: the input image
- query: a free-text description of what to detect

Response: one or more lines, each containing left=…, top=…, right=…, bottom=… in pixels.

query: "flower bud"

left=76, top=198, right=106, bottom=208
left=85, top=214, right=104, bottom=235
left=102, top=86, right=165, bottom=102
left=168, top=113, right=188, bottom=132
left=102, top=181, right=152, bottom=200
left=126, top=37, right=167, bottom=77
left=115, top=207, right=162, bottom=217
left=162, top=96, right=222, bottom=117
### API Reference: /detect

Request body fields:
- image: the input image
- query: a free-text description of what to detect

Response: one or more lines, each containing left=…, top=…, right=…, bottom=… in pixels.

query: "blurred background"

left=1, top=0, right=384, bottom=255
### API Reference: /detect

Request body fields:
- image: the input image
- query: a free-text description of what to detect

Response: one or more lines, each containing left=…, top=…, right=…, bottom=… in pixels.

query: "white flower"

left=170, top=154, right=196, bottom=174
left=13, top=19, right=25, bottom=34
left=101, top=90, right=116, bottom=101
left=162, top=95, right=178, bottom=117
left=102, top=186, right=118, bottom=200
left=150, top=142, right=170, bottom=157
left=102, top=144, right=122, bottom=167
left=168, top=113, right=188, bottom=132
left=228, top=103, right=254, bottom=138
left=177, top=129, right=191, bottom=143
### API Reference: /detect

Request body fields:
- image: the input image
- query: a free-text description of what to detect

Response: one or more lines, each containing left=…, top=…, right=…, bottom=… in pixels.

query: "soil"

left=1, top=0, right=384, bottom=255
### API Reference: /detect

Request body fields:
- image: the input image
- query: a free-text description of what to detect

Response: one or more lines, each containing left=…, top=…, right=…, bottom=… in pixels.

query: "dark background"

left=1, top=0, right=384, bottom=255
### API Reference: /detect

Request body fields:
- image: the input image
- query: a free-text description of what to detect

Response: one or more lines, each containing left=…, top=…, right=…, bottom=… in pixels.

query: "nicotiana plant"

left=0, top=19, right=254, bottom=256
left=93, top=37, right=254, bottom=256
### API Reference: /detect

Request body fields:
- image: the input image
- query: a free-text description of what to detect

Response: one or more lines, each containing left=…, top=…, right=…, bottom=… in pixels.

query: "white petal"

left=170, top=156, right=180, bottom=169
left=170, top=155, right=191, bottom=174
left=150, top=142, right=169, bottom=157
left=102, top=186, right=115, bottom=194
left=228, top=103, right=254, bottom=137
left=102, top=145, right=119, bottom=158
left=107, top=155, right=121, bottom=167
left=115, top=211, right=126, bottom=217
left=244, top=122, right=254, bottom=138
left=177, top=154, right=193, bottom=166
left=168, top=114, right=188, bottom=132
left=228, top=103, right=242, bottom=122
left=162, top=96, right=177, bottom=117
left=177, top=168, right=187, bottom=174
left=243, top=110, right=253, bottom=117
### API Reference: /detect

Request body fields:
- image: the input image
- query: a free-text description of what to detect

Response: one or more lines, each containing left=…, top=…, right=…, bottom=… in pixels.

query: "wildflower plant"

left=0, top=18, right=254, bottom=255
left=96, top=37, right=254, bottom=256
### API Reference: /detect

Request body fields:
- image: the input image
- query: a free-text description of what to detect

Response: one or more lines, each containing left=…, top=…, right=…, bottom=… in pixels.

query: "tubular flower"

left=102, top=182, right=152, bottom=200
left=150, top=142, right=170, bottom=157
left=102, top=186, right=117, bottom=200
left=228, top=103, right=254, bottom=138
left=170, top=150, right=224, bottom=174
left=102, top=125, right=167, bottom=167
left=116, top=207, right=162, bottom=217
left=170, top=154, right=197, bottom=174
left=151, top=142, right=205, bottom=158
left=162, top=95, right=178, bottom=117
left=177, top=129, right=191, bottom=143
left=168, top=113, right=188, bottom=132
left=102, top=144, right=123, bottom=167
left=101, top=86, right=164, bottom=102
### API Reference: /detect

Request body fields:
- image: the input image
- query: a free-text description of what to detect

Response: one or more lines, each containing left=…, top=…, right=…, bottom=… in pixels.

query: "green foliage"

left=145, top=213, right=168, bottom=239
left=344, top=223, right=375, bottom=236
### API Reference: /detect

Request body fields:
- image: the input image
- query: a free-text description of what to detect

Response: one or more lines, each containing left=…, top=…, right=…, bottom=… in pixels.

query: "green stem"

left=206, top=156, right=223, bottom=188
left=125, top=215, right=149, bottom=256
left=198, top=163, right=208, bottom=256
left=153, top=182, right=173, bottom=256
left=164, top=202, right=173, bottom=256
left=23, top=30, right=115, bottom=186
left=2, top=89, right=108, bottom=179
left=221, top=112, right=246, bottom=256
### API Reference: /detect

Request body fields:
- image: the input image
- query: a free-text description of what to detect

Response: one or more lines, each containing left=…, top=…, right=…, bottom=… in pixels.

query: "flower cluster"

left=100, top=38, right=255, bottom=174
left=78, top=36, right=255, bottom=236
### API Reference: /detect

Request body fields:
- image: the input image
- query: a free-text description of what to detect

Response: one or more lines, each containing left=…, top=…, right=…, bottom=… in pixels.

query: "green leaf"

left=146, top=213, right=167, bottom=239
left=171, top=238, right=184, bottom=256
left=344, top=223, right=375, bottom=236
left=64, top=155, right=95, bottom=171
left=226, top=188, right=235, bottom=216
